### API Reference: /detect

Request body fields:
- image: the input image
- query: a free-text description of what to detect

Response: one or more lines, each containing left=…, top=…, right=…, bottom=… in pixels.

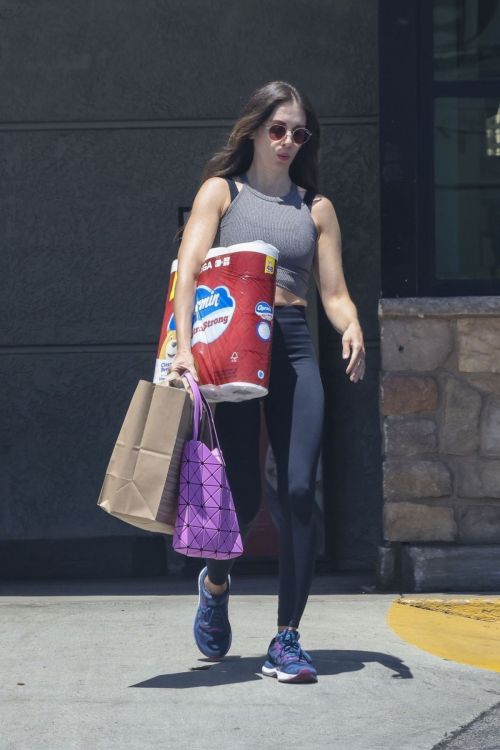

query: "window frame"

left=379, top=0, right=500, bottom=297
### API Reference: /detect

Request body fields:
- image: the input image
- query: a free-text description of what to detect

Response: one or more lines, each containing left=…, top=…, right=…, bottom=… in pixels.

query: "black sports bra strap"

left=303, top=188, right=316, bottom=209
left=225, top=177, right=239, bottom=203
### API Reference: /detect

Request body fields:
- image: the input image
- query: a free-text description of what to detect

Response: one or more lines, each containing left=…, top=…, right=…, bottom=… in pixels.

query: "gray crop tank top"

left=218, top=174, right=318, bottom=299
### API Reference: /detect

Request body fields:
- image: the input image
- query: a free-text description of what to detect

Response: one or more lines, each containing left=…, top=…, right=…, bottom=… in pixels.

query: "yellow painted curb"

left=387, top=598, right=500, bottom=673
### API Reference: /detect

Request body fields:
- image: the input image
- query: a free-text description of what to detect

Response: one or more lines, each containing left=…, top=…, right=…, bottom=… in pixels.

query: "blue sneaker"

left=262, top=629, right=317, bottom=683
left=193, top=567, right=232, bottom=660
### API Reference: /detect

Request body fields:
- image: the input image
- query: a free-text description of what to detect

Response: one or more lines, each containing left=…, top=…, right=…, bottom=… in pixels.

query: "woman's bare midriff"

left=274, top=286, right=307, bottom=307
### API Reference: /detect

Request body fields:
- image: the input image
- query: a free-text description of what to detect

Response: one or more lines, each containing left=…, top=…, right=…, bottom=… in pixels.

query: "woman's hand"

left=163, top=350, right=199, bottom=384
left=342, top=321, right=365, bottom=383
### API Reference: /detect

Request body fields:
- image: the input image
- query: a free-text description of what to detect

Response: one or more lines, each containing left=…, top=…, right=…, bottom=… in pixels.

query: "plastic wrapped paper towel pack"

left=154, top=240, right=279, bottom=402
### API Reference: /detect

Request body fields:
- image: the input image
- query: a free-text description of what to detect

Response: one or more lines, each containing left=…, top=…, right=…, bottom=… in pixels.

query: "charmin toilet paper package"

left=154, top=241, right=279, bottom=402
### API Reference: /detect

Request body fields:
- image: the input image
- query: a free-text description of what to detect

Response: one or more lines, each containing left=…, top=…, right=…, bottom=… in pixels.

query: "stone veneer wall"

left=378, top=297, right=500, bottom=591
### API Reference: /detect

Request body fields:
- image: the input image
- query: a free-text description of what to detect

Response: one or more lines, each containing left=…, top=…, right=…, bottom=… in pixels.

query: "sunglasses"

left=267, top=122, right=312, bottom=146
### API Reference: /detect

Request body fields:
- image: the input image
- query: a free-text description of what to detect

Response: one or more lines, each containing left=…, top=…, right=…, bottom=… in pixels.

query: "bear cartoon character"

left=159, top=315, right=178, bottom=363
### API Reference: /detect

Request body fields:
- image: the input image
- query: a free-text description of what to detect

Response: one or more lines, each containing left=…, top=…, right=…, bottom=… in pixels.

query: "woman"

left=169, top=81, right=365, bottom=683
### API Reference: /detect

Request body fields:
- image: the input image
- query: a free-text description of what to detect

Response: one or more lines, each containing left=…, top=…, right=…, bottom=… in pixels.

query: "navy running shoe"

left=262, top=629, right=317, bottom=683
left=193, top=567, right=232, bottom=660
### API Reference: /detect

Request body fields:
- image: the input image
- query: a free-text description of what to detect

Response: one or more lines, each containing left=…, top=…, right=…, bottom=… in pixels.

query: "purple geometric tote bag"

left=173, top=372, right=243, bottom=560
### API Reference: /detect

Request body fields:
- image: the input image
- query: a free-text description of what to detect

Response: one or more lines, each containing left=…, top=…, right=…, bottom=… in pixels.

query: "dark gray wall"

left=1, top=0, right=381, bottom=575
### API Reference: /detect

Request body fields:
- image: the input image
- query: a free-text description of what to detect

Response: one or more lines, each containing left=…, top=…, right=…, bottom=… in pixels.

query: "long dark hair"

left=202, top=81, right=320, bottom=192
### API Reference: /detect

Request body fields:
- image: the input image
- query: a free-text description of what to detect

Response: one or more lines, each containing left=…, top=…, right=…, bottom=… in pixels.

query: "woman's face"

left=251, top=100, right=307, bottom=171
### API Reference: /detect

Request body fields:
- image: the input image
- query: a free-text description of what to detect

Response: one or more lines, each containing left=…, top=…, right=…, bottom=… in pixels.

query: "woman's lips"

left=277, top=153, right=290, bottom=161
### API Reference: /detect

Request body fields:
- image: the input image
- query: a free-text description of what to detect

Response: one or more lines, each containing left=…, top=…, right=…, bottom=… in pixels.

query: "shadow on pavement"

left=130, top=650, right=413, bottom=688
left=0, top=573, right=378, bottom=598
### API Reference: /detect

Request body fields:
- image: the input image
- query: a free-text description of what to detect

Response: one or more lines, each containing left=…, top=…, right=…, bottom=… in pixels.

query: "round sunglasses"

left=267, top=122, right=312, bottom=146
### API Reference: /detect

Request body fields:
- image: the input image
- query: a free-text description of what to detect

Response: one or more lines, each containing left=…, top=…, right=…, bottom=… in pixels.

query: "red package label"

left=154, top=241, right=279, bottom=401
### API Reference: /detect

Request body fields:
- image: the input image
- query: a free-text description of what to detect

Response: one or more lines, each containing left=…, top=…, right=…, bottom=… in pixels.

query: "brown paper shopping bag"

left=97, top=381, right=193, bottom=534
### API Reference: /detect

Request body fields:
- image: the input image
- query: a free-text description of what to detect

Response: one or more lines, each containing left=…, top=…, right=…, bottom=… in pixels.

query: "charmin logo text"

left=192, top=285, right=236, bottom=345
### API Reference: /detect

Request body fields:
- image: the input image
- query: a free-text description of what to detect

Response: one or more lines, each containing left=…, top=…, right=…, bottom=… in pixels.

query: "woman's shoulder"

left=310, top=193, right=334, bottom=211
left=198, top=175, right=232, bottom=196
left=296, top=188, right=338, bottom=234
left=193, top=176, right=232, bottom=213
left=296, top=186, right=335, bottom=213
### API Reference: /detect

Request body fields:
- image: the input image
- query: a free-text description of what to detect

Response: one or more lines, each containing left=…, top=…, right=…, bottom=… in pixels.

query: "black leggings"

left=207, top=305, right=324, bottom=629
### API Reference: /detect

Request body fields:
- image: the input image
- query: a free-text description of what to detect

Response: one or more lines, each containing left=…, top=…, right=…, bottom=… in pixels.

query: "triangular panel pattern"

left=173, top=440, right=243, bottom=559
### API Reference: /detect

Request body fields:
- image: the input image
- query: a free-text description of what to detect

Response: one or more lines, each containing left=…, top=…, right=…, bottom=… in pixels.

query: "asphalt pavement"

left=0, top=574, right=499, bottom=750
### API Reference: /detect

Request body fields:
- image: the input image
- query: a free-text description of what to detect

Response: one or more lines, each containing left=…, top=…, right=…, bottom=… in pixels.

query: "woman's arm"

left=169, top=177, right=230, bottom=380
left=311, top=196, right=365, bottom=383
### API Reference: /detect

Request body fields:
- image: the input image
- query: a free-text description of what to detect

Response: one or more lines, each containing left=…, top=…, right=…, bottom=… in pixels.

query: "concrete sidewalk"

left=0, top=574, right=499, bottom=750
